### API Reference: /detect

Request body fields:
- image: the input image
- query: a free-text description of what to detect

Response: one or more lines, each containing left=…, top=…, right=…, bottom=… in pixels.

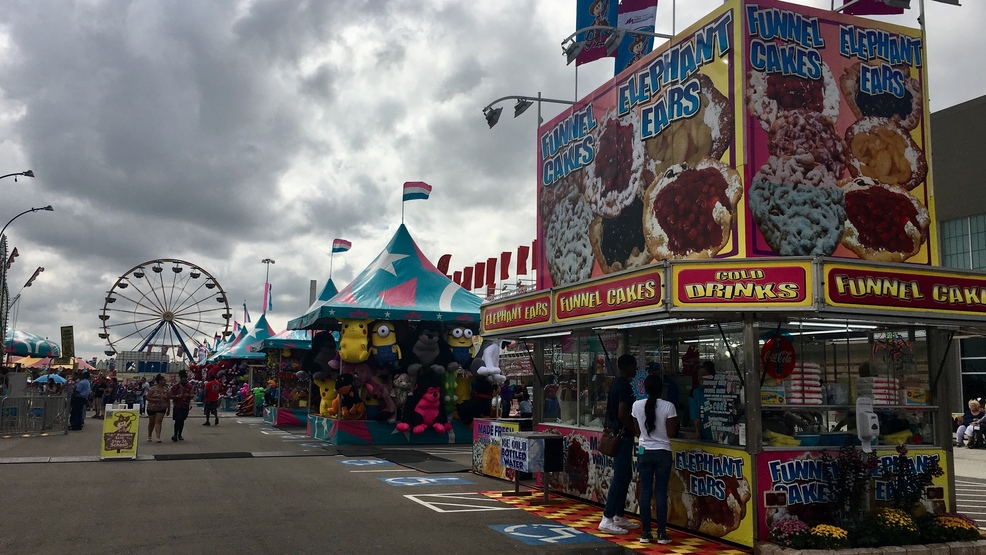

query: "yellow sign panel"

left=672, top=260, right=813, bottom=309
left=100, top=408, right=140, bottom=460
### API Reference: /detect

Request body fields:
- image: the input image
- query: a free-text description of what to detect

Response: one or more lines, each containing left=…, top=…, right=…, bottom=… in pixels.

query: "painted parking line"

left=339, top=459, right=395, bottom=467
left=379, top=476, right=475, bottom=487
left=489, top=524, right=606, bottom=546
left=405, top=493, right=521, bottom=513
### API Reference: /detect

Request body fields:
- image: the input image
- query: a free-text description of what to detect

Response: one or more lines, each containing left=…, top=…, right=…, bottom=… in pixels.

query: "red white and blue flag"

left=402, top=181, right=432, bottom=202
left=332, top=239, right=352, bottom=253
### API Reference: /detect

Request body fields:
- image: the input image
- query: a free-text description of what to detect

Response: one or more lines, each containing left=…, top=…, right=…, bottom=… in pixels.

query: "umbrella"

left=34, top=374, right=67, bottom=384
left=4, top=329, right=61, bottom=358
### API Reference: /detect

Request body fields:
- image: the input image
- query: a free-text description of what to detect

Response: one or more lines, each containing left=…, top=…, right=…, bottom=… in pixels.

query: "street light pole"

left=482, top=93, right=576, bottom=129
left=1, top=205, right=54, bottom=350
left=261, top=258, right=275, bottom=314
left=0, top=170, right=35, bottom=183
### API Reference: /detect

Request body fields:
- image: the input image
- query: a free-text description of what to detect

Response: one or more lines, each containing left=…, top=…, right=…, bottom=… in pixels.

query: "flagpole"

left=329, top=251, right=334, bottom=280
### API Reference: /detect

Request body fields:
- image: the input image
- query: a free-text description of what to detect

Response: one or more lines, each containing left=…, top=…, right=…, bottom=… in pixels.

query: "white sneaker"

left=613, top=515, right=640, bottom=530
left=598, top=517, right=629, bottom=535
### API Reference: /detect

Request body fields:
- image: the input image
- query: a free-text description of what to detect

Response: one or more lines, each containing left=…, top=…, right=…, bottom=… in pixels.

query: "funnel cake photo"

left=750, top=156, right=846, bottom=256
left=588, top=196, right=652, bottom=274
left=642, top=158, right=742, bottom=261
left=840, top=178, right=930, bottom=262
left=543, top=184, right=594, bottom=287
left=840, top=61, right=923, bottom=131
left=644, top=73, right=734, bottom=179
left=584, top=110, right=650, bottom=218
left=767, top=110, right=847, bottom=178
left=845, top=117, right=927, bottom=191
left=747, top=62, right=840, bottom=131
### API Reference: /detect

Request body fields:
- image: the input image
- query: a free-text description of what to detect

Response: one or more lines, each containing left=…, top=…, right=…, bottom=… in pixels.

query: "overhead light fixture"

left=563, top=41, right=585, bottom=65
left=514, top=99, right=533, bottom=118
left=881, top=0, right=911, bottom=7
left=520, top=331, right=571, bottom=340
left=604, top=28, right=626, bottom=56
left=483, top=106, right=502, bottom=128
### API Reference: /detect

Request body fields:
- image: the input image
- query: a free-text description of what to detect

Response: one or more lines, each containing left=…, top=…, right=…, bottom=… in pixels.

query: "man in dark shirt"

left=598, top=355, right=641, bottom=535
left=169, top=370, right=194, bottom=441
left=70, top=372, right=91, bottom=430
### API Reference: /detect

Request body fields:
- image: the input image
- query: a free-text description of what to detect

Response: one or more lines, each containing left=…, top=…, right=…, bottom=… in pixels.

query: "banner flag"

left=474, top=262, right=486, bottom=289
left=266, top=283, right=273, bottom=312
left=575, top=0, right=619, bottom=66
left=500, top=251, right=511, bottom=280
left=402, top=181, right=432, bottom=201
left=233, top=321, right=240, bottom=332
left=531, top=240, right=539, bottom=272
left=453, top=270, right=462, bottom=286
left=437, top=254, right=452, bottom=276
left=486, top=257, right=497, bottom=289
left=331, top=239, right=352, bottom=253
left=24, top=266, right=44, bottom=287
left=517, top=245, right=530, bottom=275
left=243, top=302, right=251, bottom=323
left=462, top=267, right=474, bottom=290
left=6, top=247, right=18, bottom=270
left=844, top=0, right=906, bottom=15
left=614, top=0, right=659, bottom=75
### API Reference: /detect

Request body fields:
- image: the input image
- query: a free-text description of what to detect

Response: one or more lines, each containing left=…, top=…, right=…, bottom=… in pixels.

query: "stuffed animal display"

left=329, top=373, right=365, bottom=420
left=370, top=321, right=401, bottom=368
left=338, top=318, right=372, bottom=363
left=396, top=385, right=450, bottom=434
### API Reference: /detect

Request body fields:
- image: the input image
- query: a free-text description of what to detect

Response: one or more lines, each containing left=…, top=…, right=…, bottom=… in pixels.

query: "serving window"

left=758, top=318, right=937, bottom=448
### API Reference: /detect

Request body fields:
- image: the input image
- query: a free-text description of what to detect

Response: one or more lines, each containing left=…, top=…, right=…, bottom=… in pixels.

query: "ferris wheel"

left=99, top=259, right=232, bottom=361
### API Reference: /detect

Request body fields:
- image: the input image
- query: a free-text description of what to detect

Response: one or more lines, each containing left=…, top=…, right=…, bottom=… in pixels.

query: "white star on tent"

left=373, top=250, right=408, bottom=276
left=436, top=313, right=443, bottom=320
left=329, top=309, right=336, bottom=316
left=384, top=312, right=391, bottom=318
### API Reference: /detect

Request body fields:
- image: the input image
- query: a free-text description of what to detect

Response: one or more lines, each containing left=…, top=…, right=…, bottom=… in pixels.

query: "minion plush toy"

left=370, top=321, right=401, bottom=368
left=446, top=325, right=475, bottom=367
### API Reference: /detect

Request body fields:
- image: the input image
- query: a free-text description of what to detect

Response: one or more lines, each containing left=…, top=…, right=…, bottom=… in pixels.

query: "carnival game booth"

left=248, top=329, right=313, bottom=427
left=287, top=225, right=487, bottom=446
left=473, top=0, right=968, bottom=548
left=197, top=314, right=274, bottom=418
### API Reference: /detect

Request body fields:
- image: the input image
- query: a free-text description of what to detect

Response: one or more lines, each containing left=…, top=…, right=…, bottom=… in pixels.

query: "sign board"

left=60, top=325, right=75, bottom=359
left=100, top=407, right=140, bottom=460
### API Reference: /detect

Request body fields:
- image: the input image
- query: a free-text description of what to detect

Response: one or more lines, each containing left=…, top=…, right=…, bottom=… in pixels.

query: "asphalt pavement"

left=1, top=409, right=984, bottom=554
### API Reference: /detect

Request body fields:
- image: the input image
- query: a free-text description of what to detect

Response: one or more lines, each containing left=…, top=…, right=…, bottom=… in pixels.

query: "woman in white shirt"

left=632, top=374, right=679, bottom=545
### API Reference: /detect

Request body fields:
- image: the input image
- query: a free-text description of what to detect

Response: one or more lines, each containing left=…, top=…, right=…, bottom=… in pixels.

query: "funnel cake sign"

left=825, top=263, right=986, bottom=316
left=554, top=268, right=663, bottom=323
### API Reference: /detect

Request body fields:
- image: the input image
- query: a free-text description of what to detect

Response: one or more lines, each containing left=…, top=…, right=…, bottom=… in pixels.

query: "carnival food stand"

left=474, top=0, right=972, bottom=548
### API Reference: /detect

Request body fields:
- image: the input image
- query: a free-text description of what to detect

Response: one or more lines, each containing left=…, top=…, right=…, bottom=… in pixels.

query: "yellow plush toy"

left=315, top=377, right=336, bottom=417
left=338, top=318, right=372, bottom=363
left=370, top=321, right=401, bottom=367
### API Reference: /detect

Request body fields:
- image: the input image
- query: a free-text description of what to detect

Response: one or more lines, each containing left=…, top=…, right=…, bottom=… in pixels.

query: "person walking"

left=69, top=372, right=91, bottom=431
left=138, top=377, right=149, bottom=415
left=597, top=354, right=641, bottom=535
left=145, top=374, right=170, bottom=442
left=169, top=370, right=194, bottom=441
left=92, top=377, right=107, bottom=419
left=203, top=373, right=221, bottom=426
left=632, top=374, right=679, bottom=545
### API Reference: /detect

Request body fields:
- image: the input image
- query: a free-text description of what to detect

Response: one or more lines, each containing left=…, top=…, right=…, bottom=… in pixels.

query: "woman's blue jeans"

left=637, top=449, right=673, bottom=536
left=603, top=435, right=635, bottom=518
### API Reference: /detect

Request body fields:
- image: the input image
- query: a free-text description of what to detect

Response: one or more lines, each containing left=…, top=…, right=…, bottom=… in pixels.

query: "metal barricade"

left=0, top=394, right=69, bottom=435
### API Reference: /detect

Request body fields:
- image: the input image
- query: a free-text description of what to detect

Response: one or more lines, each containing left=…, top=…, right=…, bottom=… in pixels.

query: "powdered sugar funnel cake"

left=585, top=109, right=650, bottom=218
left=544, top=186, right=593, bottom=286
left=642, top=158, right=742, bottom=261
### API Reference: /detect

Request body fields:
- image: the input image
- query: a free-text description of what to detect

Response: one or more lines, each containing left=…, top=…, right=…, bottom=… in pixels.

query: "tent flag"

left=233, top=321, right=240, bottom=333
left=517, top=245, right=530, bottom=275
left=243, top=302, right=251, bottom=323
left=843, top=0, right=906, bottom=14
left=332, top=239, right=352, bottom=253
left=500, top=251, right=511, bottom=280
left=575, top=0, right=619, bottom=66
left=615, top=0, right=659, bottom=75
left=266, top=283, right=273, bottom=312
left=402, top=181, right=432, bottom=202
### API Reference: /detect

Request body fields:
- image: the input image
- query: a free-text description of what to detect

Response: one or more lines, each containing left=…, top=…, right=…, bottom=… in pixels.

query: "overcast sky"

left=0, top=0, right=980, bottom=364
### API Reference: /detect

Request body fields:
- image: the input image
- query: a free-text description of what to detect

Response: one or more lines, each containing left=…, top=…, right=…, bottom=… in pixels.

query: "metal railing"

left=0, top=394, right=69, bottom=435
